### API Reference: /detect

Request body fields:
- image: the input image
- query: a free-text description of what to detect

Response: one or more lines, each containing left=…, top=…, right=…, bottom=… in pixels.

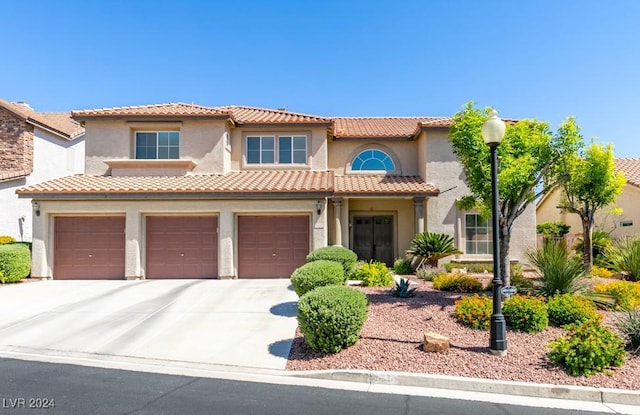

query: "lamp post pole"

left=482, top=109, right=507, bottom=356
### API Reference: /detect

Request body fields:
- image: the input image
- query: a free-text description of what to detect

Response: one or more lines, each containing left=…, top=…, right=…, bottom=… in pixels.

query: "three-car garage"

left=52, top=214, right=310, bottom=280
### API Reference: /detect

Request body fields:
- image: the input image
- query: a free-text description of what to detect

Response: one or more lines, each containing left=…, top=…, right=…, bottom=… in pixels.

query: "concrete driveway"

left=0, top=279, right=299, bottom=370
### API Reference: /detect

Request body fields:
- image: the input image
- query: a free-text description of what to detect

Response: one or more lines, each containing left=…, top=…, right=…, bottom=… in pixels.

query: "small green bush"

left=297, top=285, right=368, bottom=353
left=0, top=243, right=31, bottom=283
left=432, top=273, right=483, bottom=293
left=416, top=267, right=441, bottom=281
left=393, top=258, right=413, bottom=275
left=290, top=260, right=345, bottom=297
left=503, top=295, right=548, bottom=333
left=454, top=295, right=492, bottom=329
left=616, top=309, right=640, bottom=353
left=443, top=262, right=523, bottom=274
left=547, top=321, right=626, bottom=377
left=0, top=235, right=16, bottom=244
left=546, top=294, right=601, bottom=326
left=355, top=261, right=394, bottom=287
left=486, top=268, right=535, bottom=294
left=306, top=246, right=358, bottom=276
left=594, top=280, right=640, bottom=311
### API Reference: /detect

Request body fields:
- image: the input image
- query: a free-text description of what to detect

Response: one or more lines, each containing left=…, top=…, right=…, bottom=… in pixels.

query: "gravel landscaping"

left=286, top=278, right=640, bottom=391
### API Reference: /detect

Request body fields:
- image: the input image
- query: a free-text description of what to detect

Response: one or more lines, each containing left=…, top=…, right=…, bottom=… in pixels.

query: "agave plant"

left=390, top=278, right=417, bottom=298
left=406, top=232, right=461, bottom=269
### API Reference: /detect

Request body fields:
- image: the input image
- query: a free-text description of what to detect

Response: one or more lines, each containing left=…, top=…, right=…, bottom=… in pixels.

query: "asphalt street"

left=0, top=358, right=615, bottom=415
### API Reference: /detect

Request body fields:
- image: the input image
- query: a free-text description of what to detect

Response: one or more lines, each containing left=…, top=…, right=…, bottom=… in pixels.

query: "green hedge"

left=547, top=294, right=601, bottom=326
left=290, top=260, right=345, bottom=297
left=306, top=246, right=358, bottom=276
left=0, top=243, right=31, bottom=283
left=297, top=285, right=368, bottom=353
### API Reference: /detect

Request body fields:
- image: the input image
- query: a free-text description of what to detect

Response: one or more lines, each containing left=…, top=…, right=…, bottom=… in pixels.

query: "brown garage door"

left=238, top=215, right=309, bottom=278
left=146, top=216, right=218, bottom=279
left=54, top=216, right=125, bottom=280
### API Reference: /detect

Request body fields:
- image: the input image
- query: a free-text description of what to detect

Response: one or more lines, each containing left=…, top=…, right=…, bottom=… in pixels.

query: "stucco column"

left=30, top=201, right=49, bottom=279
left=124, top=207, right=142, bottom=279
left=414, top=197, right=425, bottom=234
left=219, top=206, right=235, bottom=279
left=332, top=198, right=343, bottom=246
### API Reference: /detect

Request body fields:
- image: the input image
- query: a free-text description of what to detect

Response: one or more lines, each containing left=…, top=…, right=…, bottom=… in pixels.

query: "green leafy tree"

left=560, top=143, right=625, bottom=272
left=449, top=102, right=582, bottom=286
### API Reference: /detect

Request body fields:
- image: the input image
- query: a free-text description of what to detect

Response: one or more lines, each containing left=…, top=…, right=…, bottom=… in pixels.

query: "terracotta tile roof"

left=17, top=170, right=334, bottom=196
left=333, top=117, right=451, bottom=139
left=334, top=175, right=439, bottom=196
left=0, top=169, right=32, bottom=183
left=0, top=99, right=84, bottom=139
left=615, top=158, right=640, bottom=188
left=216, top=106, right=332, bottom=125
left=72, top=103, right=230, bottom=120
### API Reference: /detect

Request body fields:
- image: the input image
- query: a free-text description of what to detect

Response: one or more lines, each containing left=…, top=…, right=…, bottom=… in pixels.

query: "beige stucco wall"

left=537, top=185, right=640, bottom=240
left=31, top=198, right=327, bottom=279
left=424, top=129, right=536, bottom=262
left=327, top=139, right=419, bottom=176
left=229, top=126, right=328, bottom=171
left=84, top=120, right=228, bottom=175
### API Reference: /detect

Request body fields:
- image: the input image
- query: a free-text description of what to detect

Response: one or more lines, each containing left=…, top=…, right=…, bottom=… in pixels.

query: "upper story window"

left=135, top=131, right=180, bottom=159
left=246, top=135, right=307, bottom=164
left=351, top=149, right=395, bottom=171
left=465, top=213, right=492, bottom=255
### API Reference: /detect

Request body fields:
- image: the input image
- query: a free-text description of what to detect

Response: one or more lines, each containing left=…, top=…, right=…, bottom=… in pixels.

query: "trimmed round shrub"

left=290, top=260, right=344, bottom=297
left=393, top=258, right=413, bottom=275
left=548, top=320, right=626, bottom=377
left=306, top=246, right=358, bottom=276
left=547, top=294, right=601, bottom=326
left=503, top=295, right=548, bottom=333
left=454, top=294, right=492, bottom=329
left=354, top=261, right=394, bottom=287
left=0, top=243, right=31, bottom=283
left=297, top=285, right=368, bottom=353
left=432, top=273, right=483, bottom=293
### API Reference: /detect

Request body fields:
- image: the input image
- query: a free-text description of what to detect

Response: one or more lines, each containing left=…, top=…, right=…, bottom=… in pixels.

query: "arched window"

left=351, top=149, right=395, bottom=171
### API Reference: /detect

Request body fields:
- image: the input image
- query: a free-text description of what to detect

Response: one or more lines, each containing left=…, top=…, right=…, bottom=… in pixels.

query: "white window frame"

left=245, top=134, right=308, bottom=165
left=464, top=213, right=493, bottom=255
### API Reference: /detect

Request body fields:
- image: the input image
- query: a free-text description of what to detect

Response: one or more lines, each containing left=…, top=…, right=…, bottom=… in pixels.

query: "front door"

left=353, top=215, right=393, bottom=265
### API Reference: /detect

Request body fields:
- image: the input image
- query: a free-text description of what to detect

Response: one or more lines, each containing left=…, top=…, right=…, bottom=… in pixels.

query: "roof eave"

left=71, top=114, right=232, bottom=122
left=18, top=190, right=334, bottom=200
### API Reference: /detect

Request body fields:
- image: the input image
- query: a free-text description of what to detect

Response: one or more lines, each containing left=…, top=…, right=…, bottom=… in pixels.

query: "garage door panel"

left=146, top=216, right=218, bottom=279
left=54, top=216, right=125, bottom=280
left=238, top=215, right=309, bottom=279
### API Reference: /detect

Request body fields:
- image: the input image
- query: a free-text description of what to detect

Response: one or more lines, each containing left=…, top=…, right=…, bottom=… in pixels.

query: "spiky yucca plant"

left=406, top=232, right=461, bottom=269
left=527, top=239, right=587, bottom=297
left=606, top=237, right=640, bottom=282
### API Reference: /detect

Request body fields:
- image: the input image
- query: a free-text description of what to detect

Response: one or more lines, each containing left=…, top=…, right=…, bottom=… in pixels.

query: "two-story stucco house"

left=0, top=99, right=84, bottom=242
left=18, top=103, right=536, bottom=280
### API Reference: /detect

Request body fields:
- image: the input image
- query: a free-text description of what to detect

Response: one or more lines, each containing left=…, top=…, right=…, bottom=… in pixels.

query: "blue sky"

left=2, top=1, right=638, bottom=157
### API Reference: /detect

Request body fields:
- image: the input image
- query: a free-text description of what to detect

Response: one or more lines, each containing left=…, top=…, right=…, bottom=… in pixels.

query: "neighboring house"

left=537, top=158, right=640, bottom=240
left=18, top=103, right=536, bottom=280
left=0, top=99, right=84, bottom=242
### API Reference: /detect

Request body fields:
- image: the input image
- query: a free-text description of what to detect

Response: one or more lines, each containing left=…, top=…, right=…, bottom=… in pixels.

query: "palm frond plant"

left=406, top=232, right=461, bottom=269
left=573, top=230, right=613, bottom=268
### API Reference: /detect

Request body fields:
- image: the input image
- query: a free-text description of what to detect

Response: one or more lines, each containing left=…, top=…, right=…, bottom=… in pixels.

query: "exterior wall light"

left=316, top=200, right=323, bottom=215
left=33, top=202, right=40, bottom=216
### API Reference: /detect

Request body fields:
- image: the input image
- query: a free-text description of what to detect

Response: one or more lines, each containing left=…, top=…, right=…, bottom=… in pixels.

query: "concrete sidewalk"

left=0, top=279, right=298, bottom=370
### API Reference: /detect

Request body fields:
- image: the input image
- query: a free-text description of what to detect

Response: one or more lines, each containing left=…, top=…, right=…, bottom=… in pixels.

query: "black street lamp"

left=481, top=109, right=507, bottom=356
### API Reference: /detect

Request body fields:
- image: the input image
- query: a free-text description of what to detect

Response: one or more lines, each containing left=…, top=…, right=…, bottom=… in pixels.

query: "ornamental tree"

left=560, top=142, right=625, bottom=272
left=449, top=102, right=583, bottom=286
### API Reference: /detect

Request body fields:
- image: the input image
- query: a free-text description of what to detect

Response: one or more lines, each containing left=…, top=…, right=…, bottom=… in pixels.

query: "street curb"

left=289, top=370, right=640, bottom=406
